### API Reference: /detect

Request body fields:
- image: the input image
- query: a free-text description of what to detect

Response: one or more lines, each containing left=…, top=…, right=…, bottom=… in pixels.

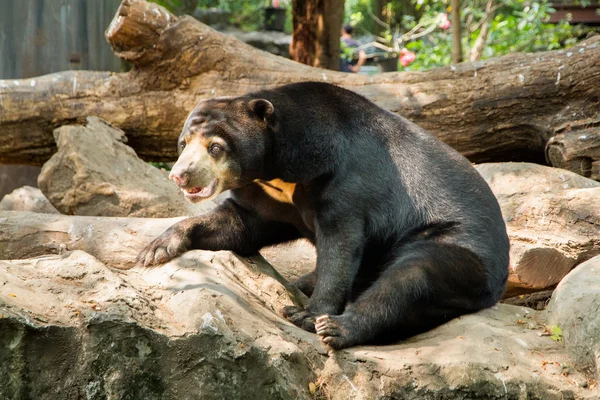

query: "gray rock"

left=1, top=250, right=596, bottom=399
left=546, top=255, right=600, bottom=380
left=0, top=185, right=59, bottom=214
left=476, top=162, right=600, bottom=198
left=38, top=117, right=215, bottom=217
left=476, top=163, right=600, bottom=296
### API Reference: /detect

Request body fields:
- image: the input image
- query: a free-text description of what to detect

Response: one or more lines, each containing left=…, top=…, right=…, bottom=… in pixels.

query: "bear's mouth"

left=182, top=179, right=219, bottom=201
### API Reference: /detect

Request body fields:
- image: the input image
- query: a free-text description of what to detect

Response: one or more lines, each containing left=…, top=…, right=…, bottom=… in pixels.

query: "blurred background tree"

left=345, top=0, right=593, bottom=70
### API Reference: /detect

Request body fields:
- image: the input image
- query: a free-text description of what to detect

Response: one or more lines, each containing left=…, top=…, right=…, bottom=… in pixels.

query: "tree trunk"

left=0, top=0, right=599, bottom=175
left=451, top=0, right=463, bottom=64
left=289, top=0, right=344, bottom=69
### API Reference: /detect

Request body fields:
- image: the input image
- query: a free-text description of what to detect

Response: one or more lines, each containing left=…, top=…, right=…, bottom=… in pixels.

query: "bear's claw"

left=136, top=228, right=191, bottom=268
left=282, top=306, right=317, bottom=333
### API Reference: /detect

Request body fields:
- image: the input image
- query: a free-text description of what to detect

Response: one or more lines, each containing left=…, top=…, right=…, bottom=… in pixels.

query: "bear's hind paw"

left=315, top=314, right=354, bottom=350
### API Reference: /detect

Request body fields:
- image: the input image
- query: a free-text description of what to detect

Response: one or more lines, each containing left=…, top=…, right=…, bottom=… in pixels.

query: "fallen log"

left=545, top=123, right=600, bottom=181
left=0, top=0, right=598, bottom=168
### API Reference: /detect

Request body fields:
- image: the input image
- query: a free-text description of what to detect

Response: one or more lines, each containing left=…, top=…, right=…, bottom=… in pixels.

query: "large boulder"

left=38, top=117, right=215, bottom=217
left=476, top=163, right=600, bottom=296
left=500, top=186, right=600, bottom=296
left=546, top=255, right=600, bottom=380
left=0, top=249, right=596, bottom=399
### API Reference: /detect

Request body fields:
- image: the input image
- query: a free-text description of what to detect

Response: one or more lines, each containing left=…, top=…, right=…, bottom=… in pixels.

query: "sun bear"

left=138, top=82, right=510, bottom=350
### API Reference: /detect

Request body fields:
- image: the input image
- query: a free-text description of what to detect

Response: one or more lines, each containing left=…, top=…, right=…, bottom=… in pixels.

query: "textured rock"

left=546, top=255, right=600, bottom=380
left=1, top=250, right=597, bottom=399
left=0, top=250, right=317, bottom=400
left=501, top=187, right=600, bottom=296
left=260, top=239, right=316, bottom=282
left=477, top=163, right=600, bottom=296
left=38, top=117, right=215, bottom=217
left=476, top=162, right=600, bottom=197
left=0, top=210, right=182, bottom=269
left=0, top=186, right=59, bottom=214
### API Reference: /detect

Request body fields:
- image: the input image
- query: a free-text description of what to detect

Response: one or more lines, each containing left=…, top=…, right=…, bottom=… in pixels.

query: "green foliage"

left=149, top=0, right=291, bottom=33
left=340, top=41, right=356, bottom=62
left=347, top=0, right=588, bottom=72
left=149, top=162, right=172, bottom=171
left=483, top=1, right=583, bottom=54
left=345, top=0, right=378, bottom=35
left=549, top=325, right=563, bottom=342
left=404, top=31, right=453, bottom=70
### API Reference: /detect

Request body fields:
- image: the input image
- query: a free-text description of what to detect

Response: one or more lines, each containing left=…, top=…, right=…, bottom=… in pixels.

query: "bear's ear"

left=248, top=99, right=274, bottom=121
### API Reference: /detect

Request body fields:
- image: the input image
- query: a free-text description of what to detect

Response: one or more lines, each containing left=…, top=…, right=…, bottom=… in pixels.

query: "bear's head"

left=169, top=97, right=274, bottom=202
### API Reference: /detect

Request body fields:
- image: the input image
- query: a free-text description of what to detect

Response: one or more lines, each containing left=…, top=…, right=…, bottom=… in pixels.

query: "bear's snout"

left=169, top=167, right=190, bottom=188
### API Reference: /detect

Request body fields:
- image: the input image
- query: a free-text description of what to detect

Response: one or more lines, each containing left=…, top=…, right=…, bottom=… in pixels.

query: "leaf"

left=549, top=325, right=563, bottom=342
left=309, top=382, right=317, bottom=395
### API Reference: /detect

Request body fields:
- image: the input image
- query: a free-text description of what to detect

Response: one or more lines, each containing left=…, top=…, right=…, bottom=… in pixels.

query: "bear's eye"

left=209, top=143, right=223, bottom=156
left=179, top=141, right=186, bottom=151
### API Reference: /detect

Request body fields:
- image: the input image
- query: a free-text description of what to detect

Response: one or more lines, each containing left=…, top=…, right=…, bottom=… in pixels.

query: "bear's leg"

left=137, top=199, right=302, bottom=267
left=294, top=269, right=317, bottom=297
left=314, top=241, right=499, bottom=350
left=283, top=220, right=365, bottom=332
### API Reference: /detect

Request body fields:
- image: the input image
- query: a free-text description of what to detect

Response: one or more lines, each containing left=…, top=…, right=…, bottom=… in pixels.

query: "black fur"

left=138, top=82, right=510, bottom=349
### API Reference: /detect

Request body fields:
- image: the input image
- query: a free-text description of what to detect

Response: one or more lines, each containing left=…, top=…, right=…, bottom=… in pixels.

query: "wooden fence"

left=0, top=0, right=123, bottom=80
left=0, top=0, right=123, bottom=198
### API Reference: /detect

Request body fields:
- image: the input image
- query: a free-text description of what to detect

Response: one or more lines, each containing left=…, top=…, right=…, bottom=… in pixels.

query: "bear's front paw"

left=137, top=229, right=192, bottom=268
left=282, top=306, right=318, bottom=333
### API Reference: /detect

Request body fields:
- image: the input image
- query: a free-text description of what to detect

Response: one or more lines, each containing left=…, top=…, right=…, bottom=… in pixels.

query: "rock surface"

left=2, top=155, right=600, bottom=397
left=37, top=117, right=215, bottom=217
left=476, top=162, right=600, bottom=197
left=476, top=163, right=600, bottom=296
left=0, top=186, right=59, bottom=214
left=1, top=249, right=597, bottom=399
left=500, top=187, right=600, bottom=296
left=546, top=256, right=600, bottom=381
left=0, top=211, right=182, bottom=269
left=5, top=135, right=600, bottom=397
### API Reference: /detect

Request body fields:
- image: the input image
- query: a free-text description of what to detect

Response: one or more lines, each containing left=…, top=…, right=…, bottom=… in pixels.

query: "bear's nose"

left=169, top=169, right=190, bottom=187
